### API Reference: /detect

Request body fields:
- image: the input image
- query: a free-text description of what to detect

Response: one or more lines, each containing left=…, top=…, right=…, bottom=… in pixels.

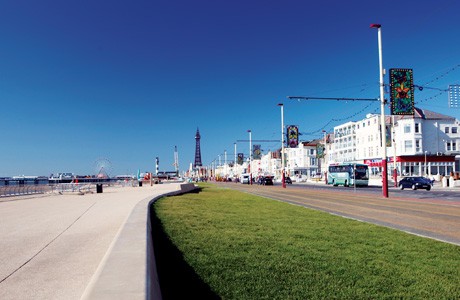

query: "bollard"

left=96, top=184, right=103, bottom=193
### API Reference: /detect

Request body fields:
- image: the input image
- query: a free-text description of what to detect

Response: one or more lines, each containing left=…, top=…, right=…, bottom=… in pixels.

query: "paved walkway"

left=0, top=183, right=190, bottom=300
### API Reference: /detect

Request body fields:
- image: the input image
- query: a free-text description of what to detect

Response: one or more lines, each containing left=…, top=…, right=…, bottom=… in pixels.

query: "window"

left=404, top=140, right=413, bottom=151
left=453, top=142, right=457, bottom=151
left=415, top=140, right=420, bottom=152
left=404, top=125, right=411, bottom=133
left=415, top=123, right=420, bottom=133
left=447, top=142, right=451, bottom=151
left=445, top=127, right=450, bottom=134
left=309, top=149, right=315, bottom=155
left=452, top=127, right=458, bottom=134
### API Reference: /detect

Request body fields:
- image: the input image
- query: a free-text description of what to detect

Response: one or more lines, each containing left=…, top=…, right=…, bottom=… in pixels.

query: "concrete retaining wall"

left=83, top=183, right=198, bottom=300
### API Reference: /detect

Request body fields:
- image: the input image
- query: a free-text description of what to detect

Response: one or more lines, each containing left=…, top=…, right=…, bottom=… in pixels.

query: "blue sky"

left=1, top=0, right=459, bottom=176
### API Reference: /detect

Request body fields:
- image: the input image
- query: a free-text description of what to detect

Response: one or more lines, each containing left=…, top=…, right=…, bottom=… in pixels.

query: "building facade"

left=211, top=107, right=459, bottom=182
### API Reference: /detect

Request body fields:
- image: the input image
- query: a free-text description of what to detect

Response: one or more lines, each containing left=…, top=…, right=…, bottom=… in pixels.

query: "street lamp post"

left=278, top=103, right=286, bottom=188
left=248, top=130, right=252, bottom=185
left=392, top=115, right=398, bottom=187
left=322, top=130, right=327, bottom=183
left=371, top=23, right=389, bottom=198
left=234, top=142, right=237, bottom=178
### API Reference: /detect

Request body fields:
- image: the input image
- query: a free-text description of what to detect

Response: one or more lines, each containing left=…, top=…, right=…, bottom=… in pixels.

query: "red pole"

left=382, top=160, right=388, bottom=197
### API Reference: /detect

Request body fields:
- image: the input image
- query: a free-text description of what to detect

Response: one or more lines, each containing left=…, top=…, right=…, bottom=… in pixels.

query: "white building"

left=215, top=107, right=459, bottom=182
left=331, top=108, right=459, bottom=178
left=285, top=141, right=319, bottom=181
left=332, top=121, right=356, bottom=163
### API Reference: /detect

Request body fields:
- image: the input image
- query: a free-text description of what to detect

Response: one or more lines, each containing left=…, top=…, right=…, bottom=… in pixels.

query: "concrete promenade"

left=0, top=182, right=196, bottom=300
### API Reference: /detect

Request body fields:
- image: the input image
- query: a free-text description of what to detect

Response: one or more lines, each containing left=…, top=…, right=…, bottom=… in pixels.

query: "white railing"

left=0, top=185, right=51, bottom=197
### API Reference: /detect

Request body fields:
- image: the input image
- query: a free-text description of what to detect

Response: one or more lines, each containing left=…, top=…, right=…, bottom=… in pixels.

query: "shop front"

left=364, top=155, right=456, bottom=178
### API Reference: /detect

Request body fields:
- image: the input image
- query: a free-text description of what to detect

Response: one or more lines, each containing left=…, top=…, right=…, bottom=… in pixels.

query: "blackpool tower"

left=194, top=128, right=202, bottom=168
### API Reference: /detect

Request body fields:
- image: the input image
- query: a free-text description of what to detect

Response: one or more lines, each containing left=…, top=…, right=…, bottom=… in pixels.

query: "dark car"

left=284, top=176, right=292, bottom=184
left=262, top=176, right=274, bottom=186
left=398, top=176, right=431, bottom=191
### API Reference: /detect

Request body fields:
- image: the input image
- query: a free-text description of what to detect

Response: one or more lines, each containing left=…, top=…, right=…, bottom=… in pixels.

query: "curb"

left=82, top=183, right=198, bottom=300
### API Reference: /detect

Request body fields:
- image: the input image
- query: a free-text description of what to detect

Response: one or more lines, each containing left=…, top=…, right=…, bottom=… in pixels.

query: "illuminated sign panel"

left=390, top=68, right=414, bottom=115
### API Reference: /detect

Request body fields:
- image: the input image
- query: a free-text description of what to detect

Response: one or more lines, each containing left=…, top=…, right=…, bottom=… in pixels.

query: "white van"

left=240, top=174, right=250, bottom=184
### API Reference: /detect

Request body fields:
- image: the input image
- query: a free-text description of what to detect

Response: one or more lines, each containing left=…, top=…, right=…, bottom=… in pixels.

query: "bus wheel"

left=344, top=180, right=349, bottom=187
left=332, top=180, right=338, bottom=187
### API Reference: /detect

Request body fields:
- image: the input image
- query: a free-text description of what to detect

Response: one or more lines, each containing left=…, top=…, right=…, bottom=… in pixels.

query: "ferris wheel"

left=94, top=158, right=113, bottom=178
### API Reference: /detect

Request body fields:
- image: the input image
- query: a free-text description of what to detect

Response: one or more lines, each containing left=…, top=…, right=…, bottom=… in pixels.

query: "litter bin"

left=139, top=181, right=143, bottom=187
left=96, top=184, right=103, bottom=193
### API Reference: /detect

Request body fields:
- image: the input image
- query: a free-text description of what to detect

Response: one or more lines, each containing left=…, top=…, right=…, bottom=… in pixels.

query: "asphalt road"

left=216, top=182, right=460, bottom=246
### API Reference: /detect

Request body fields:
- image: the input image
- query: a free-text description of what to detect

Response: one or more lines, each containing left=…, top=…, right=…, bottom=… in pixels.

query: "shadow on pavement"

left=150, top=206, right=220, bottom=300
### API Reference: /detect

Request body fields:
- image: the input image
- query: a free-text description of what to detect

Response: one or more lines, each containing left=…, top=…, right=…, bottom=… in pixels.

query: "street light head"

left=370, top=23, right=381, bottom=29
left=247, top=129, right=251, bottom=133
left=278, top=103, right=283, bottom=106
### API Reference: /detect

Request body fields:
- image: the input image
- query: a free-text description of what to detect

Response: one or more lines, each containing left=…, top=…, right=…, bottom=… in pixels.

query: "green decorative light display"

left=237, top=153, right=244, bottom=165
left=316, top=143, right=325, bottom=159
left=390, top=68, right=414, bottom=115
left=253, top=145, right=261, bottom=160
left=287, top=125, right=299, bottom=148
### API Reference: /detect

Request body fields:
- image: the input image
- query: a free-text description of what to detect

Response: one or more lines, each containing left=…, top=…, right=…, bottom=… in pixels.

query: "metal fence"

left=0, top=180, right=141, bottom=198
left=0, top=185, right=52, bottom=197
left=50, top=183, right=94, bottom=194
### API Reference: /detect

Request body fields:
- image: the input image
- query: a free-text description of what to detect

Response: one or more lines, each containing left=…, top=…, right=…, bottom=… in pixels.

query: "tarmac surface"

left=0, top=183, right=184, bottom=300
left=217, top=180, right=460, bottom=246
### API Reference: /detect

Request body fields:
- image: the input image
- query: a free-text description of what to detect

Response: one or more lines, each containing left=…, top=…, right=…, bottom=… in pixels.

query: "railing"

left=0, top=185, right=52, bottom=197
left=0, top=180, right=142, bottom=198
left=50, top=183, right=95, bottom=194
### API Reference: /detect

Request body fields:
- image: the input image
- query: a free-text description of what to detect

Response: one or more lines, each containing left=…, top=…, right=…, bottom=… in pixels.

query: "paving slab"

left=0, top=183, right=183, bottom=300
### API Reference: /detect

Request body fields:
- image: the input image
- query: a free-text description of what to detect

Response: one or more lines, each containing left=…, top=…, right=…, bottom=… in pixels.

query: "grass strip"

left=153, top=183, right=460, bottom=299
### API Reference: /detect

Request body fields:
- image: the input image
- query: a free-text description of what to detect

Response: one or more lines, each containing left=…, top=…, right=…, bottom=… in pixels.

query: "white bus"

left=327, top=163, right=369, bottom=187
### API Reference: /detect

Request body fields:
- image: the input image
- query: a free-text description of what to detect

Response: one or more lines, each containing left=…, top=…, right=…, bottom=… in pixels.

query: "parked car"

left=263, top=176, right=274, bottom=186
left=398, top=176, right=431, bottom=191
left=240, top=174, right=250, bottom=184
left=284, top=176, right=292, bottom=184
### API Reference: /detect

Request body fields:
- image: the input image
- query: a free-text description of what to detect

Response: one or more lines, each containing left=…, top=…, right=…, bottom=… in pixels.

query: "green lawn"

left=152, top=183, right=460, bottom=299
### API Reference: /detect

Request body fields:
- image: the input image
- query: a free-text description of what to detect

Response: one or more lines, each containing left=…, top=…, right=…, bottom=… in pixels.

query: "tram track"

left=217, top=182, right=460, bottom=245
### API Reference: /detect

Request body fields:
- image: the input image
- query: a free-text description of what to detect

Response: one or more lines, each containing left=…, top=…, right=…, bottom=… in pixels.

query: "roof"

left=393, top=107, right=455, bottom=121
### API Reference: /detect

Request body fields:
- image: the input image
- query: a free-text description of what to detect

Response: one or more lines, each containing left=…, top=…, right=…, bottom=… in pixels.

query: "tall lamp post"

left=371, top=23, right=389, bottom=198
left=248, top=129, right=252, bottom=185
left=322, top=129, right=327, bottom=183
left=234, top=142, right=237, bottom=178
left=278, top=103, right=286, bottom=188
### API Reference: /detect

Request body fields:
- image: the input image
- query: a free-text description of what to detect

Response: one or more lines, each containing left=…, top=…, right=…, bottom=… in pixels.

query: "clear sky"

left=1, top=0, right=459, bottom=177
